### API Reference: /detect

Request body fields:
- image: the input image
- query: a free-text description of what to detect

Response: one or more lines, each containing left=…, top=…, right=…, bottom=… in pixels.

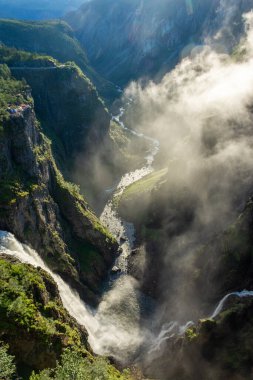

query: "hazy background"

left=0, top=0, right=88, bottom=20
left=122, top=8, right=253, bottom=356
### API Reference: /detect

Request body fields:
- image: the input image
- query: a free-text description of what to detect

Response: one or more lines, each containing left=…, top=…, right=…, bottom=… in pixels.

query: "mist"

left=71, top=6, right=253, bottom=370
left=66, top=6, right=253, bottom=377
left=114, top=9, right=253, bottom=373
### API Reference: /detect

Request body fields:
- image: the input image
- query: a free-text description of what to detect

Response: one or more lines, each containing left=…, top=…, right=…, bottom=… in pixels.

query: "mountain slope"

left=0, top=65, right=118, bottom=305
left=65, top=0, right=253, bottom=85
left=0, top=0, right=86, bottom=20
left=0, top=255, right=89, bottom=373
left=0, top=19, right=117, bottom=101
left=0, top=46, right=110, bottom=170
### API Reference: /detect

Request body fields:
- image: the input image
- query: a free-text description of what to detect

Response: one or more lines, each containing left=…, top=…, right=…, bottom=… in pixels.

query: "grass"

left=116, top=168, right=168, bottom=208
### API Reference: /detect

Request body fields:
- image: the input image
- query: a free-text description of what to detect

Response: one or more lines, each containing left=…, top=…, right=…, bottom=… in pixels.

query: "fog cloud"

left=122, top=10, right=253, bottom=371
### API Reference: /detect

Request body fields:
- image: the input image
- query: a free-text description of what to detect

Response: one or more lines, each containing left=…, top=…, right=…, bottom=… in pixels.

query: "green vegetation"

left=0, top=259, right=84, bottom=346
left=0, top=258, right=133, bottom=379
left=0, top=258, right=89, bottom=372
left=0, top=19, right=88, bottom=69
left=0, top=344, right=16, bottom=380
left=0, top=61, right=117, bottom=305
left=0, top=45, right=110, bottom=170
left=0, top=63, right=31, bottom=123
left=30, top=349, right=131, bottom=380
left=185, top=327, right=197, bottom=341
left=0, top=19, right=117, bottom=101
left=54, top=164, right=116, bottom=245
left=194, top=300, right=253, bottom=373
left=115, top=168, right=168, bottom=222
left=118, top=168, right=168, bottom=205
left=0, top=177, right=29, bottom=206
left=0, top=64, right=36, bottom=205
left=0, top=45, right=58, bottom=68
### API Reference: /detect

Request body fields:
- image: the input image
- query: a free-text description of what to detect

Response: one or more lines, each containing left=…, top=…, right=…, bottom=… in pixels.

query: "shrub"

left=30, top=348, right=131, bottom=380
left=0, top=344, right=16, bottom=380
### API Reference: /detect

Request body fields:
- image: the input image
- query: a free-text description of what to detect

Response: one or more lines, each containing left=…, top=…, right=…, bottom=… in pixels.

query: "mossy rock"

left=0, top=256, right=89, bottom=372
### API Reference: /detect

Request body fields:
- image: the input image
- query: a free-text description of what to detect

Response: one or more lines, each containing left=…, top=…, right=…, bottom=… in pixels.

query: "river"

left=0, top=100, right=161, bottom=364
left=1, top=100, right=253, bottom=367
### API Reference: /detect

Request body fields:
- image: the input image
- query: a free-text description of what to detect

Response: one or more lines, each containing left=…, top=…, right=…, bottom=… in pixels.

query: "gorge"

left=1, top=1, right=253, bottom=380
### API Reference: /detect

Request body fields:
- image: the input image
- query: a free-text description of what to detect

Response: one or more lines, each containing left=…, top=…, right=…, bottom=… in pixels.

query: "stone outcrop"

left=0, top=103, right=118, bottom=305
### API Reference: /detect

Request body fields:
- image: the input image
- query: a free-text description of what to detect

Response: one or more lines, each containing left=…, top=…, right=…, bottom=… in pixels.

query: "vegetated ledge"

left=0, top=19, right=118, bottom=102
left=115, top=168, right=169, bottom=221
left=0, top=45, right=111, bottom=169
left=0, top=68, right=118, bottom=306
left=0, top=255, right=132, bottom=380
left=0, top=254, right=90, bottom=372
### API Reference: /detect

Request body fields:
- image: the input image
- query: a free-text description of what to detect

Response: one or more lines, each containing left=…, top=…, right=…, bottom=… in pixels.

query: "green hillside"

left=0, top=19, right=118, bottom=101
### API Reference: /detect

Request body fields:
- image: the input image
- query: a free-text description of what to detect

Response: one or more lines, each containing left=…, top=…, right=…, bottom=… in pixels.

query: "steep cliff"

left=0, top=19, right=117, bottom=101
left=0, top=46, right=111, bottom=168
left=65, top=0, right=215, bottom=84
left=0, top=255, right=132, bottom=380
left=65, top=0, right=253, bottom=85
left=0, top=65, right=118, bottom=305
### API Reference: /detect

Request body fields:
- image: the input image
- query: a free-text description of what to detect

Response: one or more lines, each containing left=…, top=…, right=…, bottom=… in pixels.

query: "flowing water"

left=148, top=290, right=253, bottom=354
left=210, top=290, right=253, bottom=319
left=0, top=103, right=252, bottom=364
left=101, top=105, right=159, bottom=271
left=0, top=231, right=142, bottom=361
left=0, top=103, right=161, bottom=363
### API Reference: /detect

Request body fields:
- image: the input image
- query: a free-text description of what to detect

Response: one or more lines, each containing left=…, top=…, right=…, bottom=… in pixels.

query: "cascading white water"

left=0, top=100, right=161, bottom=364
left=0, top=230, right=144, bottom=361
left=95, top=101, right=161, bottom=360
left=148, top=290, right=253, bottom=354
left=1, top=96, right=252, bottom=363
left=210, top=290, right=253, bottom=319
left=148, top=320, right=195, bottom=354
left=0, top=231, right=97, bottom=345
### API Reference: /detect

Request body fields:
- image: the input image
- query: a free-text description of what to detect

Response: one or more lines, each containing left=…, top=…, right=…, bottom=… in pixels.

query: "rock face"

left=15, top=63, right=110, bottom=166
left=0, top=19, right=117, bottom=101
left=118, top=163, right=253, bottom=315
left=144, top=297, right=253, bottom=380
left=65, top=0, right=253, bottom=85
left=0, top=255, right=89, bottom=372
left=0, top=72, right=118, bottom=305
left=0, top=46, right=132, bottom=210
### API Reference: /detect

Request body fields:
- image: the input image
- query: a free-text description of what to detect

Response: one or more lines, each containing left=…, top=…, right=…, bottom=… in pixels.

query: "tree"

left=0, top=344, right=16, bottom=380
left=30, top=349, right=131, bottom=380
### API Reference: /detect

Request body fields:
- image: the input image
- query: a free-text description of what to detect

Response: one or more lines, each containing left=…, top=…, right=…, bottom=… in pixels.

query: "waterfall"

left=0, top=102, right=160, bottom=363
left=148, top=291, right=253, bottom=354
left=210, top=290, right=253, bottom=319
left=148, top=320, right=195, bottom=354
left=0, top=231, right=98, bottom=341
left=0, top=231, right=144, bottom=362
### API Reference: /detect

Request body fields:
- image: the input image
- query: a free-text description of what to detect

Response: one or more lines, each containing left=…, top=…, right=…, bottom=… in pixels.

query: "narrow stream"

left=0, top=100, right=253, bottom=367
left=0, top=100, right=161, bottom=364
left=100, top=103, right=159, bottom=272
